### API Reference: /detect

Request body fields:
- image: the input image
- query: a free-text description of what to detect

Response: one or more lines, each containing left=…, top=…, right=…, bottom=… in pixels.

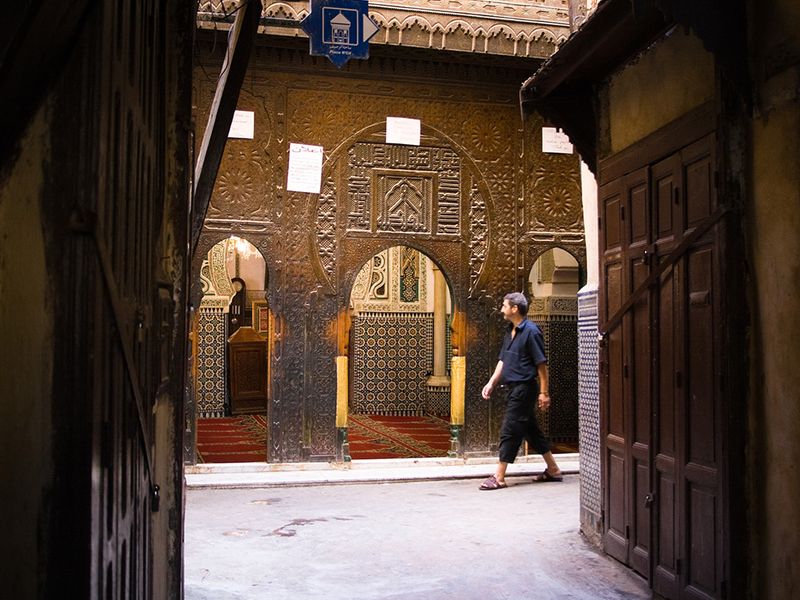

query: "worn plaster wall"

left=580, top=161, right=598, bottom=287
left=607, top=29, right=714, bottom=154
left=748, top=1, right=800, bottom=597
left=0, top=105, right=53, bottom=597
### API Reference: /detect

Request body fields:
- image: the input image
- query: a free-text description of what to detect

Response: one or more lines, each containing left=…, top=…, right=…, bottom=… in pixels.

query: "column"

left=427, top=266, right=450, bottom=387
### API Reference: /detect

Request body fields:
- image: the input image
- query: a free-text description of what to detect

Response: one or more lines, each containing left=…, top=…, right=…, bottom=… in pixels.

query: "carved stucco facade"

left=197, top=1, right=571, bottom=59
left=191, top=28, right=583, bottom=461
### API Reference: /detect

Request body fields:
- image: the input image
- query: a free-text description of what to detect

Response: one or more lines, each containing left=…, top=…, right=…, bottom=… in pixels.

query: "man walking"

left=479, top=292, right=562, bottom=490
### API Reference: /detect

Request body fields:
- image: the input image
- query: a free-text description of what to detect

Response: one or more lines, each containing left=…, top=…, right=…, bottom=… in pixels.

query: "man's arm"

left=537, top=362, right=550, bottom=409
left=482, top=360, right=504, bottom=400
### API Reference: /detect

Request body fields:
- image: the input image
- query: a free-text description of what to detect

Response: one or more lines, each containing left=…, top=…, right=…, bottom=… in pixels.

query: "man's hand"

left=537, top=392, right=550, bottom=410
left=482, top=381, right=494, bottom=400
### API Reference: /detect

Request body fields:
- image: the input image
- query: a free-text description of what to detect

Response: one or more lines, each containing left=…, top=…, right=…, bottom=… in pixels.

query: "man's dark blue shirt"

left=499, top=318, right=547, bottom=384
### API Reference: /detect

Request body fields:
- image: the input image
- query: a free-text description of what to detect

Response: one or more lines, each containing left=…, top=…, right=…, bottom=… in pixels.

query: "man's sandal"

left=479, top=475, right=507, bottom=490
left=532, top=469, right=563, bottom=483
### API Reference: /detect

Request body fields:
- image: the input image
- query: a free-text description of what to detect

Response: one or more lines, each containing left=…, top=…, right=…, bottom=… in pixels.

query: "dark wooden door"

left=228, top=327, right=269, bottom=415
left=600, top=167, right=652, bottom=576
left=600, top=133, right=725, bottom=599
left=599, top=175, right=628, bottom=565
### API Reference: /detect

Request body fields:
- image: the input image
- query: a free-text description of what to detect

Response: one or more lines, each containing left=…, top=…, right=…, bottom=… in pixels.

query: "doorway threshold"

left=184, top=453, right=580, bottom=489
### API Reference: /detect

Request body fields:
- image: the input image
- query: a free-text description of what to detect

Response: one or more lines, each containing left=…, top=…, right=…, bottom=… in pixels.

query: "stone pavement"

left=184, top=461, right=651, bottom=600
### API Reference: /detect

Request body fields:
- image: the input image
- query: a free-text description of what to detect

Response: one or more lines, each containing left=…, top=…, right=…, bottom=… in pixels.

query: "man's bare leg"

left=543, top=451, right=561, bottom=476
left=494, top=461, right=509, bottom=484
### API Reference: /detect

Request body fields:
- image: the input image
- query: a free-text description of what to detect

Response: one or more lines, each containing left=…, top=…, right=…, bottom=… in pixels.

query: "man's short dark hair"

left=504, top=292, right=528, bottom=316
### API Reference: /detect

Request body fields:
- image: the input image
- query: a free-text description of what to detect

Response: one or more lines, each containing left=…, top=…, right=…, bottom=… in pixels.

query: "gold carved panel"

left=347, top=143, right=460, bottom=236
left=374, top=170, right=436, bottom=234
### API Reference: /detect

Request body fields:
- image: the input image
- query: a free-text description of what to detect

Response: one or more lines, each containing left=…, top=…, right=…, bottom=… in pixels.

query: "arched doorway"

left=346, top=245, right=454, bottom=459
left=194, top=236, right=270, bottom=463
left=526, top=247, right=581, bottom=453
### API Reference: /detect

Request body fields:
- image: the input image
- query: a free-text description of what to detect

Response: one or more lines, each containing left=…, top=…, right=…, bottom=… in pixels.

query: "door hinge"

left=676, top=558, right=682, bottom=575
left=625, top=525, right=630, bottom=539
left=673, top=187, right=680, bottom=205
left=620, top=205, right=626, bottom=221
left=623, top=363, right=629, bottom=378
left=675, top=370, right=682, bottom=388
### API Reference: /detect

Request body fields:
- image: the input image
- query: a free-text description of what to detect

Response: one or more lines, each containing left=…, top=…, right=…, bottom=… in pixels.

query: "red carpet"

left=196, top=416, right=267, bottom=463
left=196, top=414, right=577, bottom=463
left=348, top=414, right=451, bottom=460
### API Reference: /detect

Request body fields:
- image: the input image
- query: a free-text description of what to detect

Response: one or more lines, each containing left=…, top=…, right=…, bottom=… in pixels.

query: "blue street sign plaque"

left=300, top=0, right=380, bottom=68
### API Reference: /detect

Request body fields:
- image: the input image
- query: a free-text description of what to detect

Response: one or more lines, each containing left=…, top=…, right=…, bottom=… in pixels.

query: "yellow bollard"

left=450, top=356, right=465, bottom=426
left=336, top=356, right=348, bottom=428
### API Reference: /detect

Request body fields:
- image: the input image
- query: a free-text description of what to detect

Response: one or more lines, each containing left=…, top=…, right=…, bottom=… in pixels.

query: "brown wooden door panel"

left=605, top=447, right=630, bottom=562
left=658, top=269, right=677, bottom=455
left=686, top=482, right=719, bottom=599
left=601, top=180, right=623, bottom=252
left=605, top=261, right=625, bottom=437
left=626, top=169, right=649, bottom=249
left=686, top=246, right=717, bottom=466
left=653, top=154, right=682, bottom=246
left=654, top=467, right=679, bottom=599
left=681, top=242, right=721, bottom=600
left=682, top=136, right=715, bottom=229
left=631, top=258, right=651, bottom=445
left=654, top=265, right=680, bottom=598
left=631, top=452, right=651, bottom=576
left=629, top=254, right=651, bottom=578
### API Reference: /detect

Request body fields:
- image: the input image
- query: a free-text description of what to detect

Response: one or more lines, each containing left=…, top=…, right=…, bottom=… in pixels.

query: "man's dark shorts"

left=498, top=381, right=550, bottom=463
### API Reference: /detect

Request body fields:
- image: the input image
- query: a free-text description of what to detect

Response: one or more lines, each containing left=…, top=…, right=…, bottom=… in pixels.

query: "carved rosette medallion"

left=527, top=158, right=582, bottom=231
left=195, top=84, right=275, bottom=229
left=463, top=109, right=507, bottom=162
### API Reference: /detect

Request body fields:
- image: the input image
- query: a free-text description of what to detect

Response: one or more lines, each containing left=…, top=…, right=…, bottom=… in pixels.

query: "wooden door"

left=677, top=136, right=723, bottom=600
left=600, top=133, right=726, bottom=599
left=651, top=151, right=683, bottom=598
left=228, top=327, right=269, bottom=415
left=600, top=167, right=652, bottom=575
left=599, top=176, right=628, bottom=565
left=625, top=167, right=653, bottom=578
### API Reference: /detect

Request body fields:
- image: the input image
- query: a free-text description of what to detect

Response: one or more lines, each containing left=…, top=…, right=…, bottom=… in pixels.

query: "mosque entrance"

left=526, top=247, right=581, bottom=454
left=193, top=236, right=271, bottom=463
left=346, top=245, right=454, bottom=459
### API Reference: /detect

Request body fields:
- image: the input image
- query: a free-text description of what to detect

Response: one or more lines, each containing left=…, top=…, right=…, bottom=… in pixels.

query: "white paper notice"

left=228, top=110, right=255, bottom=139
left=287, top=143, right=324, bottom=194
left=542, top=127, right=574, bottom=154
left=386, top=117, right=421, bottom=146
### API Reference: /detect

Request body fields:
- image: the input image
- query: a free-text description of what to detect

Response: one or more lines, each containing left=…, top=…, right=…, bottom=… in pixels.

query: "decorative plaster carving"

left=316, top=174, right=338, bottom=283
left=376, top=172, right=434, bottom=233
left=468, top=180, right=488, bottom=295
left=196, top=1, right=570, bottom=59
left=351, top=246, right=429, bottom=314
left=191, top=42, right=583, bottom=460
